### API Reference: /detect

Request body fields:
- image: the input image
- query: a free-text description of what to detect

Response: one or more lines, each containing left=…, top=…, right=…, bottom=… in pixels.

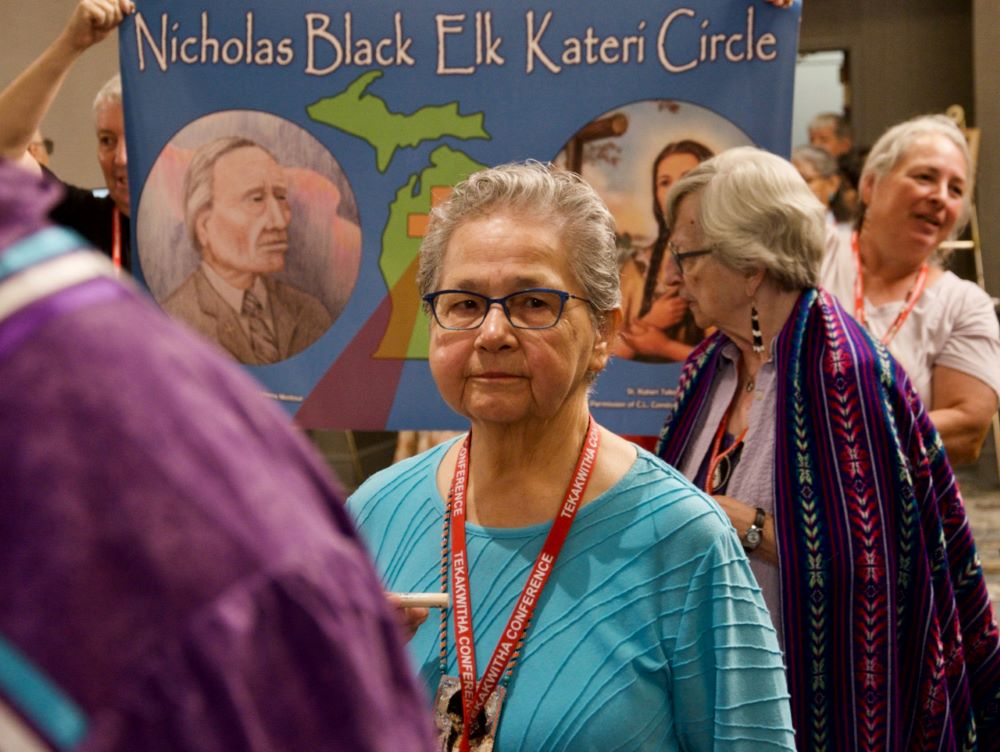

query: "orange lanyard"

left=445, top=418, right=600, bottom=751
left=111, top=207, right=122, bottom=278
left=851, top=232, right=927, bottom=347
left=705, top=411, right=748, bottom=495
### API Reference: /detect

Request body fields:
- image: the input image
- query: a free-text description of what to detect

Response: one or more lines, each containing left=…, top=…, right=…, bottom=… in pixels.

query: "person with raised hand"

left=0, top=0, right=136, bottom=271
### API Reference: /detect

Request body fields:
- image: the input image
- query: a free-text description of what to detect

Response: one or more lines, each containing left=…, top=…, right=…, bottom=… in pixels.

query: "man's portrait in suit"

left=162, top=137, right=332, bottom=365
left=136, top=111, right=362, bottom=369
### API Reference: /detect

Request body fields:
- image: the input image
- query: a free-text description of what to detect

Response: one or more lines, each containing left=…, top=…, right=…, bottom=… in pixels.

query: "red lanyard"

left=705, top=410, right=748, bottom=495
left=445, top=416, right=600, bottom=751
left=111, top=207, right=122, bottom=278
left=851, top=232, right=927, bottom=346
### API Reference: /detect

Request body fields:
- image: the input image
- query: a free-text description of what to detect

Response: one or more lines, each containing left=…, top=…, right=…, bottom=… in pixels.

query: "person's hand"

left=620, top=323, right=667, bottom=355
left=385, top=593, right=430, bottom=642
left=764, top=0, right=794, bottom=7
left=618, top=323, right=693, bottom=362
left=64, top=0, right=135, bottom=52
left=640, top=295, right=688, bottom=330
left=611, top=331, right=637, bottom=359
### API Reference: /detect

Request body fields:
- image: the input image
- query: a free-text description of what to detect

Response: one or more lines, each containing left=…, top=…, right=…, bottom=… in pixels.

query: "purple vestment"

left=0, top=160, right=435, bottom=751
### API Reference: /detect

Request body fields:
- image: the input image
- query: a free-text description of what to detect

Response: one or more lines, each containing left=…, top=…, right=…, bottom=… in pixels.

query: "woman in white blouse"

left=820, top=114, right=1000, bottom=464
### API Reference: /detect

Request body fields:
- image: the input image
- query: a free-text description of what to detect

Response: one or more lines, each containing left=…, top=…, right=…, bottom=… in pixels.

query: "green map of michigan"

left=307, top=70, right=488, bottom=172
left=307, top=71, right=489, bottom=359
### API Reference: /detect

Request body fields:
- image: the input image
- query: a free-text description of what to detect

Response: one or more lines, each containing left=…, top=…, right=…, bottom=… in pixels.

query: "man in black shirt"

left=0, top=0, right=135, bottom=272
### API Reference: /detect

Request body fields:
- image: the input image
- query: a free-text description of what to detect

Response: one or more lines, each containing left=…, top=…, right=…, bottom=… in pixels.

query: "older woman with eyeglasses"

left=656, top=146, right=1000, bottom=751
left=348, top=162, right=794, bottom=751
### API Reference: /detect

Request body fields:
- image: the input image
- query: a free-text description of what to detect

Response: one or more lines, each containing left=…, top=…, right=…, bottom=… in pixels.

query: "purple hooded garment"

left=0, top=161, right=436, bottom=752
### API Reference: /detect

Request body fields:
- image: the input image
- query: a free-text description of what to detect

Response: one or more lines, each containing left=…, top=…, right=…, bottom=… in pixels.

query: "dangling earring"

left=750, top=302, right=764, bottom=355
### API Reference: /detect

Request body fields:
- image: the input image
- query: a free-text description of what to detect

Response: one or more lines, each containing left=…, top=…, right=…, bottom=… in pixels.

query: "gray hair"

left=808, top=112, right=852, bottom=140
left=665, top=146, right=826, bottom=291
left=183, top=136, right=278, bottom=255
left=791, top=144, right=839, bottom=179
left=92, top=74, right=122, bottom=119
left=792, top=145, right=855, bottom=224
left=860, top=114, right=972, bottom=235
left=417, top=161, right=621, bottom=321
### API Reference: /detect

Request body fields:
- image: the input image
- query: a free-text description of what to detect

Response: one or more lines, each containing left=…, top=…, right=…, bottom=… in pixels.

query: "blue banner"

left=120, top=0, right=801, bottom=432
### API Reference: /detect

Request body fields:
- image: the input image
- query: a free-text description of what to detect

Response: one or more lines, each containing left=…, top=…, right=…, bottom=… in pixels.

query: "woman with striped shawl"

left=655, top=146, right=1000, bottom=751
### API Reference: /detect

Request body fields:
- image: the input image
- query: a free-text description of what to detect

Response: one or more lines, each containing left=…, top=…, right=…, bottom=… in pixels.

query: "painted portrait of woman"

left=613, top=139, right=713, bottom=361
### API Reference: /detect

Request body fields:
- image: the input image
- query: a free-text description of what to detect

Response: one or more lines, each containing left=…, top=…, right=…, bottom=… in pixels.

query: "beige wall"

left=799, top=0, right=973, bottom=146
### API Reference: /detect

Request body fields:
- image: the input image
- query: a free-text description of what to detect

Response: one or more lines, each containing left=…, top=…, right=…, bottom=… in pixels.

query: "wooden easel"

left=941, top=105, right=1000, bottom=484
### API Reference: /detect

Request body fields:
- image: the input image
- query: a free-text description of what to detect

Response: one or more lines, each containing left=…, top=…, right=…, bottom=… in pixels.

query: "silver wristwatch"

left=742, top=508, right=766, bottom=552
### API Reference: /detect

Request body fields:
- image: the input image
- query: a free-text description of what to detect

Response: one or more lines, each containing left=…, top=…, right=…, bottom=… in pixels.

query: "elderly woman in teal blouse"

left=348, top=161, right=794, bottom=751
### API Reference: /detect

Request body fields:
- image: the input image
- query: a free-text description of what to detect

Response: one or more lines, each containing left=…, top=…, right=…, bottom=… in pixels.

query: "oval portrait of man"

left=137, top=110, right=362, bottom=366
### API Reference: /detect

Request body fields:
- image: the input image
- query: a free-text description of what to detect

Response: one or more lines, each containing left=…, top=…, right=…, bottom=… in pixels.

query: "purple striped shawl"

left=657, top=288, right=1000, bottom=751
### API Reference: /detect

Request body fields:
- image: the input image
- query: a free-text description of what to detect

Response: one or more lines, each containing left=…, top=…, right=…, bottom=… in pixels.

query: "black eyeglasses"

left=667, top=241, right=713, bottom=277
left=422, top=288, right=593, bottom=330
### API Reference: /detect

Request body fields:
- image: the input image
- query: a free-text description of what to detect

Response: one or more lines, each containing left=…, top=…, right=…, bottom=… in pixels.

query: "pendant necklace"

left=706, top=411, right=749, bottom=495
